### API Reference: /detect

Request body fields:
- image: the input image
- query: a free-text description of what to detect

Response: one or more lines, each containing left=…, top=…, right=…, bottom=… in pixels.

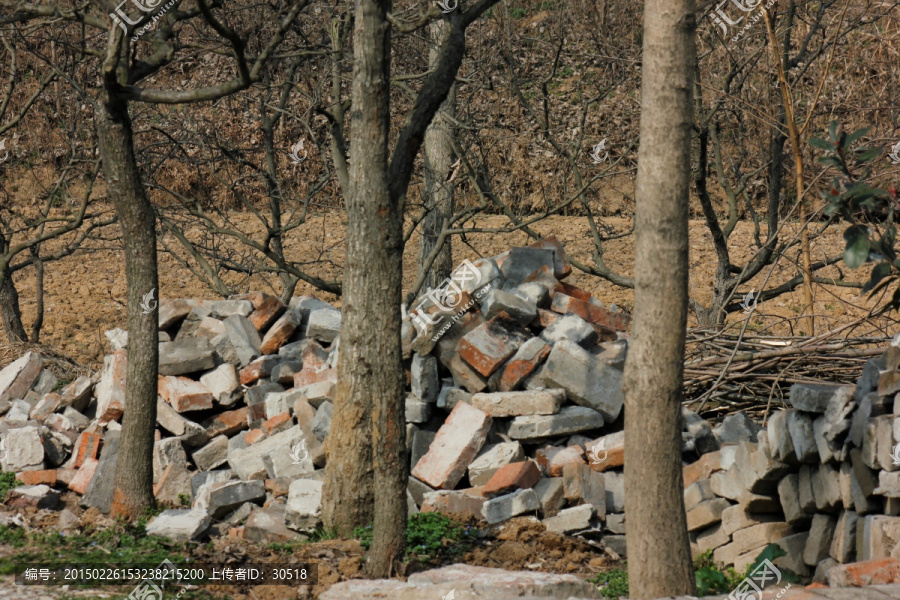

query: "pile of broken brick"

left=1, top=236, right=898, bottom=589
left=679, top=339, right=900, bottom=587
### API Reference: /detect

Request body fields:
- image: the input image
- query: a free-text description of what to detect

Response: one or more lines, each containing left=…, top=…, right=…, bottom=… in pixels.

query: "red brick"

left=203, top=406, right=249, bottom=437
left=482, top=460, right=541, bottom=498
left=293, top=367, right=317, bottom=387
left=585, top=431, right=625, bottom=473
left=420, top=489, right=487, bottom=519
left=158, top=375, right=214, bottom=412
left=826, top=558, right=900, bottom=586
left=412, top=401, right=492, bottom=489
left=260, top=309, right=303, bottom=354
left=68, top=458, right=99, bottom=495
left=497, top=340, right=550, bottom=391
left=532, top=309, right=561, bottom=329
left=550, top=293, right=630, bottom=332
left=265, top=478, right=291, bottom=498
left=457, top=315, right=529, bottom=377
left=74, top=431, right=102, bottom=468
left=233, top=292, right=286, bottom=331
left=245, top=429, right=266, bottom=445
left=239, top=356, right=276, bottom=385
left=262, top=412, right=293, bottom=435
left=557, top=282, right=593, bottom=302
left=56, top=468, right=76, bottom=486
left=302, top=341, right=330, bottom=370
left=20, top=469, right=57, bottom=486
left=535, top=446, right=586, bottom=477
left=683, top=451, right=725, bottom=488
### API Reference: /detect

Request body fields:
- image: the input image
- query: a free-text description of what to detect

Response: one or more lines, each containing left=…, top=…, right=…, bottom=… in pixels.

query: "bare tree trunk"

left=96, top=93, right=159, bottom=519
left=418, top=20, right=456, bottom=291
left=0, top=270, right=28, bottom=343
left=323, top=0, right=407, bottom=577
left=622, top=0, right=697, bottom=595
left=29, top=247, right=43, bottom=342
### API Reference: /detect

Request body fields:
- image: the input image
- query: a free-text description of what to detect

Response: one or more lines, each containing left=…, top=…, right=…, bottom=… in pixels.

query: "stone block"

left=192, top=435, right=229, bottom=471
left=159, top=338, right=216, bottom=376
left=81, top=430, right=120, bottom=513
left=2, top=425, right=44, bottom=471
left=804, top=514, right=838, bottom=566
left=687, top=498, right=732, bottom=532
left=457, top=315, right=530, bottom=377
left=788, top=411, right=818, bottom=463
left=95, top=349, right=127, bottom=421
left=778, top=473, right=812, bottom=526
left=543, top=504, right=594, bottom=534
left=495, top=337, right=550, bottom=392
left=158, top=376, right=214, bottom=412
left=482, top=460, right=541, bottom=498
left=813, top=463, right=843, bottom=512
left=216, top=315, right=262, bottom=367
left=146, top=509, right=211, bottom=542
left=534, top=477, right=566, bottom=517
left=540, top=314, right=598, bottom=348
left=285, top=478, right=323, bottom=531
left=831, top=510, right=859, bottom=564
left=481, top=488, right=540, bottom=524
left=534, top=340, right=623, bottom=422
left=0, top=351, right=42, bottom=404
left=535, top=444, right=586, bottom=477
left=304, top=307, right=341, bottom=344
left=468, top=442, right=525, bottom=487
left=260, top=309, right=304, bottom=355
left=412, top=401, right=491, bottom=489
left=470, top=389, right=563, bottom=417
left=6, top=485, right=59, bottom=510
left=506, top=406, right=604, bottom=441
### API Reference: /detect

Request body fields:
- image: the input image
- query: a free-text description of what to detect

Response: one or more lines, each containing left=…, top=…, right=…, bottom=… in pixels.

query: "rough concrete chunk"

left=95, top=349, right=127, bottom=421
left=217, top=315, right=262, bottom=367
left=543, top=504, right=594, bottom=534
left=305, top=308, right=341, bottom=344
left=481, top=288, right=538, bottom=326
left=411, top=354, right=440, bottom=403
left=804, top=513, right=837, bottom=566
left=146, top=509, right=211, bottom=542
left=159, top=338, right=216, bottom=376
left=285, top=478, right=323, bottom=531
left=481, top=488, right=540, bottom=524
left=2, top=425, right=44, bottom=471
left=789, top=382, right=855, bottom=414
left=535, top=340, right=623, bottom=422
left=0, top=352, right=42, bottom=404
left=469, top=389, right=563, bottom=417
left=468, top=442, right=525, bottom=486
left=506, top=406, right=604, bottom=441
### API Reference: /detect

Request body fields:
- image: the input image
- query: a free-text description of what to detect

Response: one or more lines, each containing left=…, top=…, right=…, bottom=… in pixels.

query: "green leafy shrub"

left=588, top=566, right=629, bottom=599
left=0, top=472, right=20, bottom=502
left=814, top=121, right=899, bottom=307
left=353, top=512, right=469, bottom=561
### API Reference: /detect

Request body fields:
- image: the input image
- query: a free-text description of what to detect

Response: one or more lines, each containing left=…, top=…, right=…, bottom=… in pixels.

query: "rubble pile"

left=3, top=233, right=898, bottom=589
left=680, top=341, right=900, bottom=586
left=0, top=237, right=642, bottom=548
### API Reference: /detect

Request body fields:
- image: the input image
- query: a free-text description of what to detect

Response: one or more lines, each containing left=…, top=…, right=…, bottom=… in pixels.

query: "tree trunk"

left=96, top=93, right=160, bottom=519
left=418, top=20, right=456, bottom=291
left=323, top=0, right=407, bottom=577
left=0, top=270, right=28, bottom=343
left=622, top=0, right=697, bottom=596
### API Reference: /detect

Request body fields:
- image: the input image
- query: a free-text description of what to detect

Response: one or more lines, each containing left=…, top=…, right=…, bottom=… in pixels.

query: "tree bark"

left=622, top=0, right=697, bottom=596
left=96, top=92, right=159, bottom=519
left=418, top=20, right=456, bottom=291
left=0, top=270, right=28, bottom=343
left=323, top=0, right=407, bottom=577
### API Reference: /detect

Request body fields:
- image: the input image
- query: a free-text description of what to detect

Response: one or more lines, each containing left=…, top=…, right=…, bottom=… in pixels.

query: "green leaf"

left=809, top=137, right=833, bottom=150
left=843, top=225, right=870, bottom=269
left=856, top=147, right=881, bottom=163
left=818, top=156, right=843, bottom=169
left=863, top=262, right=892, bottom=294
left=844, top=127, right=871, bottom=147
left=828, top=120, right=839, bottom=140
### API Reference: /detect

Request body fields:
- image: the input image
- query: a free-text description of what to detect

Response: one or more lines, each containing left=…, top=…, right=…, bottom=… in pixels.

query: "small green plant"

left=353, top=512, right=470, bottom=561
left=588, top=565, right=629, bottom=599
left=0, top=471, right=20, bottom=502
left=508, top=6, right=528, bottom=18
left=178, top=493, right=191, bottom=507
